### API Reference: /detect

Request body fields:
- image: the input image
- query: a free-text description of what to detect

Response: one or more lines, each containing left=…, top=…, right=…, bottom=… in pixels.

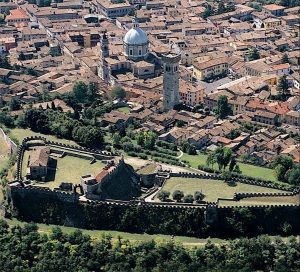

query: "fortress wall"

left=171, top=172, right=297, bottom=192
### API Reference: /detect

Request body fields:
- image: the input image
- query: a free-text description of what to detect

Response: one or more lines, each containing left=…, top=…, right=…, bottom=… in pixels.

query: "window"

left=129, top=49, right=133, bottom=55
left=139, top=50, right=142, bottom=55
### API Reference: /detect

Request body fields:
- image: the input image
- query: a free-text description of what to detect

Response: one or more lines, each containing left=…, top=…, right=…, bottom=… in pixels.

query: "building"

left=98, top=32, right=110, bottom=83
left=95, top=0, right=134, bottom=19
left=193, top=57, right=228, bottom=81
left=27, top=147, right=50, bottom=180
left=5, top=8, right=30, bottom=27
left=162, top=53, right=180, bottom=111
left=284, top=110, right=300, bottom=126
left=97, top=18, right=158, bottom=82
left=179, top=80, right=204, bottom=106
left=123, top=18, right=149, bottom=61
left=0, top=37, right=16, bottom=54
left=262, top=4, right=285, bottom=17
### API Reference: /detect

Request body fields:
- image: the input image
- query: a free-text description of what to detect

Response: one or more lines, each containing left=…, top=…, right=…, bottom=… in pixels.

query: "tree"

left=144, top=132, right=156, bottom=150
left=228, top=158, right=237, bottom=172
left=213, top=147, right=233, bottom=170
left=281, top=53, right=290, bottom=64
left=136, top=132, right=144, bottom=146
left=73, top=81, right=88, bottom=103
left=194, top=191, right=205, bottom=203
left=206, top=152, right=216, bottom=168
left=112, top=133, right=121, bottom=147
left=276, top=75, right=290, bottom=101
left=172, top=190, right=184, bottom=202
left=112, top=86, right=126, bottom=100
left=183, top=194, right=194, bottom=203
left=233, top=164, right=242, bottom=174
left=217, top=2, right=226, bottom=13
left=248, top=48, right=260, bottom=61
left=15, top=114, right=26, bottom=128
left=222, top=170, right=233, bottom=182
left=203, top=4, right=213, bottom=19
left=227, top=129, right=240, bottom=140
left=215, top=95, right=231, bottom=119
left=18, top=52, right=26, bottom=61
left=176, top=120, right=185, bottom=127
left=24, top=108, right=50, bottom=133
left=9, top=98, right=21, bottom=111
left=273, top=155, right=294, bottom=182
left=0, top=56, right=11, bottom=69
left=157, top=190, right=170, bottom=202
left=72, top=125, right=103, bottom=148
left=286, top=166, right=300, bottom=186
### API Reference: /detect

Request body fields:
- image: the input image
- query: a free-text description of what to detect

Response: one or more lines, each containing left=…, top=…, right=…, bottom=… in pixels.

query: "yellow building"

left=193, top=57, right=228, bottom=81
left=263, top=17, right=282, bottom=29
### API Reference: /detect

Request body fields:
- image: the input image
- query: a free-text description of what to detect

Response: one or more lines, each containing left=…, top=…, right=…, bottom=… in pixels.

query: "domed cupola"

left=123, top=18, right=149, bottom=60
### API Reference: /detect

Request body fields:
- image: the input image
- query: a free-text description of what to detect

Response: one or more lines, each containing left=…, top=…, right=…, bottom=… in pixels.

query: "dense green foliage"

left=206, top=147, right=237, bottom=172
left=273, top=155, right=300, bottom=185
left=215, top=95, right=232, bottom=119
left=111, top=86, right=126, bottom=100
left=23, top=108, right=104, bottom=148
left=0, top=220, right=299, bottom=272
left=276, top=75, right=290, bottom=101
left=248, top=48, right=260, bottom=61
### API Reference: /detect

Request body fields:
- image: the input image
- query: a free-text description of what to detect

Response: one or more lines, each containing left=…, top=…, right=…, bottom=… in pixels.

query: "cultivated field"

left=158, top=177, right=286, bottom=202
left=181, top=153, right=276, bottom=182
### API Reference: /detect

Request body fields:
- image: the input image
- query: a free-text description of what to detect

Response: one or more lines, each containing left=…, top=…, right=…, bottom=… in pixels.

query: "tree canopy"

left=215, top=95, right=231, bottom=119
left=0, top=220, right=299, bottom=272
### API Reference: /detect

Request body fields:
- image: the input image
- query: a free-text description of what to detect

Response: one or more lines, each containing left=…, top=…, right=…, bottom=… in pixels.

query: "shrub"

left=157, top=190, right=170, bottom=202
left=183, top=194, right=194, bottom=203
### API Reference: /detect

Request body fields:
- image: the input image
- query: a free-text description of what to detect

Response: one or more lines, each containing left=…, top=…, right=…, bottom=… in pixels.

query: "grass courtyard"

left=158, top=177, right=286, bottom=203
left=22, top=150, right=105, bottom=189
left=181, top=153, right=277, bottom=182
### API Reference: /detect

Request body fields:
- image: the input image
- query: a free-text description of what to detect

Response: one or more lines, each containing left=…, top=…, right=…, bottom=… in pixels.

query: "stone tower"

left=98, top=31, right=110, bottom=83
left=162, top=53, right=181, bottom=111
left=100, top=31, right=109, bottom=59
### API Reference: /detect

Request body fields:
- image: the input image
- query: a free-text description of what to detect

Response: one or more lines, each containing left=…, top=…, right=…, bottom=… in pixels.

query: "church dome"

left=123, top=27, right=148, bottom=45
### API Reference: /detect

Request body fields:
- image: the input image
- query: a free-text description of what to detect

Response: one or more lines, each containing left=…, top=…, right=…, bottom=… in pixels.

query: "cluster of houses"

left=0, top=0, right=299, bottom=165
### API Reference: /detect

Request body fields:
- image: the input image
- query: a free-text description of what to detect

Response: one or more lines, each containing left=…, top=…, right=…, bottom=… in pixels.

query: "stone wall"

left=0, top=128, right=18, bottom=154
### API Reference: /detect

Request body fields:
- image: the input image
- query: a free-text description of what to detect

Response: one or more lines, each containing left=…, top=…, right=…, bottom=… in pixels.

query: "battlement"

left=234, top=191, right=299, bottom=200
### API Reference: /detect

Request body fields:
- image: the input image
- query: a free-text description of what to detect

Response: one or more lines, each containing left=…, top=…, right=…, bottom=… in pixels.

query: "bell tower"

left=98, top=31, right=110, bottom=83
left=162, top=53, right=181, bottom=111
left=100, top=31, right=109, bottom=59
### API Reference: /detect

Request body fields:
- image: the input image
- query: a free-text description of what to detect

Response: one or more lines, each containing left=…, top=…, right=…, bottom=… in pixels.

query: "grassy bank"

left=181, top=153, right=276, bottom=182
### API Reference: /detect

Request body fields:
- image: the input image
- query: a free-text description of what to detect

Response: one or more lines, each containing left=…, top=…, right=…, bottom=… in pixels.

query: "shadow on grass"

left=45, top=158, right=57, bottom=182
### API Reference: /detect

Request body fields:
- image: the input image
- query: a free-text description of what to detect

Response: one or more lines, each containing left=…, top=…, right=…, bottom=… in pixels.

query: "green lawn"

left=9, top=128, right=78, bottom=146
left=23, top=152, right=104, bottom=189
left=116, top=107, right=131, bottom=114
left=181, top=153, right=276, bottom=182
left=158, top=177, right=286, bottom=202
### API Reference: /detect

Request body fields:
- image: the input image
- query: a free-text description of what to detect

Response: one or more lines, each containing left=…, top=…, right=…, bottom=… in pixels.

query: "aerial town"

left=0, top=0, right=299, bottom=271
